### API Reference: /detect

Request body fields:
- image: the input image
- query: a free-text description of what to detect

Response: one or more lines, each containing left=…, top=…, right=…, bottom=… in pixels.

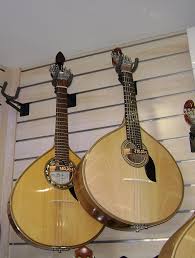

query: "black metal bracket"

left=51, top=78, right=76, bottom=108
left=67, top=93, right=76, bottom=108
left=0, top=81, right=29, bottom=116
left=189, top=125, right=195, bottom=152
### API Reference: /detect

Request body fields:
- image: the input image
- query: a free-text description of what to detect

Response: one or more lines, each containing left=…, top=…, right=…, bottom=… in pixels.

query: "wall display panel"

left=187, top=27, right=195, bottom=78
left=17, top=90, right=195, bottom=126
left=18, top=70, right=194, bottom=104
left=0, top=68, right=19, bottom=258
left=8, top=33, right=195, bottom=258
left=20, top=34, right=188, bottom=86
left=0, top=68, right=6, bottom=85
left=9, top=240, right=166, bottom=258
left=14, top=125, right=193, bottom=162
left=18, top=52, right=192, bottom=116
left=16, top=114, right=188, bottom=144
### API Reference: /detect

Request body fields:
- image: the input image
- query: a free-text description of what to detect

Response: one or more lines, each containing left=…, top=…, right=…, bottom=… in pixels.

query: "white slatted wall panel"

left=0, top=67, right=7, bottom=207
left=0, top=68, right=20, bottom=258
left=187, top=27, right=195, bottom=79
left=9, top=33, right=195, bottom=258
left=0, top=69, right=4, bottom=205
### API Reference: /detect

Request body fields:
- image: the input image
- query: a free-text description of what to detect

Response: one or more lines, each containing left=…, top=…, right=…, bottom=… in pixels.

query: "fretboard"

left=122, top=72, right=142, bottom=148
left=55, top=86, right=69, bottom=165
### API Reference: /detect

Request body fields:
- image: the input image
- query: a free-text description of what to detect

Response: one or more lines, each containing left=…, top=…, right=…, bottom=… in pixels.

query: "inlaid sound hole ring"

left=45, top=158, right=76, bottom=189
left=121, top=140, right=149, bottom=168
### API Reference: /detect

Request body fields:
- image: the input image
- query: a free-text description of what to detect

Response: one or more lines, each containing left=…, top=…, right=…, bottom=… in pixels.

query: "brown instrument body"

left=74, top=123, right=184, bottom=229
left=8, top=53, right=104, bottom=250
left=8, top=148, right=104, bottom=250
left=159, top=214, right=195, bottom=258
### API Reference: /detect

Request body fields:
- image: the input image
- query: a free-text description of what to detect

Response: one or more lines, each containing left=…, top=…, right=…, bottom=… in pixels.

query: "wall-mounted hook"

left=1, top=81, right=29, bottom=116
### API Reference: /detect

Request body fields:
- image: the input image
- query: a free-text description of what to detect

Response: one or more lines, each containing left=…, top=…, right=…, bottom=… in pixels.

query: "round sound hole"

left=121, top=140, right=149, bottom=168
left=45, top=159, right=75, bottom=189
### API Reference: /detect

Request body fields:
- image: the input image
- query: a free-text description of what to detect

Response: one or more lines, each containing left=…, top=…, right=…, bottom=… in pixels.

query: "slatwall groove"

left=9, top=33, right=195, bottom=258
left=14, top=157, right=38, bottom=162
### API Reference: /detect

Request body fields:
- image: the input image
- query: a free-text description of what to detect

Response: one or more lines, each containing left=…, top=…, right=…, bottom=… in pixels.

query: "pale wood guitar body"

left=159, top=214, right=195, bottom=258
left=74, top=124, right=184, bottom=229
left=8, top=147, right=104, bottom=250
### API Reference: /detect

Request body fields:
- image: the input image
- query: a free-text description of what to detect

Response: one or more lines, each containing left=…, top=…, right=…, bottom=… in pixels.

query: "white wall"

left=1, top=32, right=195, bottom=258
left=188, top=27, right=195, bottom=79
left=0, top=69, right=20, bottom=258
left=0, top=69, right=4, bottom=205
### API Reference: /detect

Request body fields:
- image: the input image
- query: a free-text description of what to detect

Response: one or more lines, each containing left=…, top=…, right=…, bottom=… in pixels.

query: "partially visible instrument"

left=8, top=52, right=104, bottom=250
left=74, top=246, right=95, bottom=258
left=184, top=99, right=195, bottom=152
left=74, top=48, right=184, bottom=230
left=158, top=214, right=195, bottom=258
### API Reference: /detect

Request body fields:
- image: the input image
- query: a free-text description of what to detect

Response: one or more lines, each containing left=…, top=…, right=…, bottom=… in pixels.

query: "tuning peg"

left=56, top=52, right=65, bottom=66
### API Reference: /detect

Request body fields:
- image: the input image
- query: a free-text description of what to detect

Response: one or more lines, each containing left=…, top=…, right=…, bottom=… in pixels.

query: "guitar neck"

left=55, top=85, right=69, bottom=164
left=122, top=72, right=142, bottom=148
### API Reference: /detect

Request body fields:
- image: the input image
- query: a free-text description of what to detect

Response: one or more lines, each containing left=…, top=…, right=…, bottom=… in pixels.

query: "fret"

left=55, top=126, right=68, bottom=128
left=56, top=119, right=68, bottom=122
left=55, top=145, right=69, bottom=148
left=55, top=134, right=68, bottom=136
left=55, top=134, right=68, bottom=138
left=55, top=124, right=68, bottom=126
left=57, top=97, right=67, bottom=100
left=56, top=111, right=67, bottom=114
left=55, top=128, right=68, bottom=131
left=55, top=153, right=68, bottom=156
left=56, top=107, right=67, bottom=110
left=55, top=150, right=68, bottom=153
left=56, top=85, right=67, bottom=89
left=122, top=71, right=142, bottom=147
left=55, top=148, right=69, bottom=151
left=55, top=86, right=69, bottom=163
left=57, top=90, right=67, bottom=95
left=55, top=154, right=69, bottom=157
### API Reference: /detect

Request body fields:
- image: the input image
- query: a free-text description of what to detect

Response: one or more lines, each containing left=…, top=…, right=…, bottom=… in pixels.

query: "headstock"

left=184, top=99, right=195, bottom=152
left=49, top=51, right=73, bottom=90
left=111, top=47, right=139, bottom=76
left=74, top=246, right=95, bottom=258
left=183, top=99, right=195, bottom=125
